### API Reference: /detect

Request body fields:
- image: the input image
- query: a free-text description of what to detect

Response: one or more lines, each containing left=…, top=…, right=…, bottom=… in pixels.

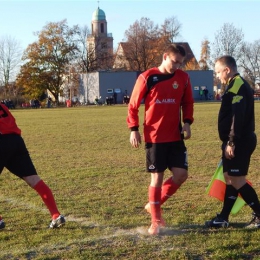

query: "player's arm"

left=181, top=76, right=194, bottom=139
left=127, top=74, right=147, bottom=148
left=225, top=90, right=246, bottom=159
left=231, top=91, right=246, bottom=141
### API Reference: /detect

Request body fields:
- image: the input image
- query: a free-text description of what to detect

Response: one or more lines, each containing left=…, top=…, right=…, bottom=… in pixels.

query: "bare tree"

left=117, top=16, right=183, bottom=71
left=123, top=17, right=161, bottom=71
left=0, top=36, right=22, bottom=87
left=76, top=25, right=91, bottom=73
left=240, top=40, right=260, bottom=87
left=160, top=16, right=182, bottom=44
left=211, top=23, right=244, bottom=62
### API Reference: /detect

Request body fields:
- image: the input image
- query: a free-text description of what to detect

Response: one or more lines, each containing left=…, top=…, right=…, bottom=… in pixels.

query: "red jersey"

left=127, top=68, right=194, bottom=143
left=0, top=104, right=21, bottom=135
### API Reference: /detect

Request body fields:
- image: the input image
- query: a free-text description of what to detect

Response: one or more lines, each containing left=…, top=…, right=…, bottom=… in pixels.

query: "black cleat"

left=205, top=214, right=229, bottom=228
left=245, top=212, right=260, bottom=228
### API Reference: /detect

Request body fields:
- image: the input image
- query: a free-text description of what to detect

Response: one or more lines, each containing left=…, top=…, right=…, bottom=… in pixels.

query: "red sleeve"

left=127, top=74, right=148, bottom=129
left=181, top=76, right=194, bottom=124
left=0, top=104, right=21, bottom=135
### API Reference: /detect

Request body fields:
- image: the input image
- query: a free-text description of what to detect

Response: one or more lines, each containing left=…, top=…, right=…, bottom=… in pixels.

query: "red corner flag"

left=206, top=160, right=251, bottom=214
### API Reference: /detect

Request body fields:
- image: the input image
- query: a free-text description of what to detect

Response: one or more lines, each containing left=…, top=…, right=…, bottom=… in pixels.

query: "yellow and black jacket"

left=218, top=73, right=255, bottom=142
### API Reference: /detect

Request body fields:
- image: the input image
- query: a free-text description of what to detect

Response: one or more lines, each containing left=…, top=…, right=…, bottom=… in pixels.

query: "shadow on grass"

left=139, top=222, right=260, bottom=237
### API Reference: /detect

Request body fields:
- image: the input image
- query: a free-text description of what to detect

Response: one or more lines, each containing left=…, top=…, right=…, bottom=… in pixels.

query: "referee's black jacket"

left=218, top=73, right=255, bottom=142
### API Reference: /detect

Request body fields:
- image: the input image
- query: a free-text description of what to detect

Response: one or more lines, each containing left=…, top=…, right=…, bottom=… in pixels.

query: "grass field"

left=1, top=102, right=260, bottom=259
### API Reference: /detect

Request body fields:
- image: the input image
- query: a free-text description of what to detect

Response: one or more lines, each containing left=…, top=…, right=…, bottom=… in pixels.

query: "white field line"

left=0, top=196, right=48, bottom=213
left=0, top=196, right=184, bottom=257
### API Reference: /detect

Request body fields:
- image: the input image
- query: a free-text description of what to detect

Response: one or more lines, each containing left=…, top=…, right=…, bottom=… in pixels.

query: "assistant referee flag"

left=206, top=160, right=250, bottom=214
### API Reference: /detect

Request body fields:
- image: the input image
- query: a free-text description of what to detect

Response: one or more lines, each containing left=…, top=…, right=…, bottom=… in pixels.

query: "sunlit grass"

left=0, top=103, right=260, bottom=259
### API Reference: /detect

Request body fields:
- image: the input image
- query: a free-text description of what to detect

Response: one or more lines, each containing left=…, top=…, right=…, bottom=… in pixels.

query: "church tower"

left=87, top=6, right=113, bottom=70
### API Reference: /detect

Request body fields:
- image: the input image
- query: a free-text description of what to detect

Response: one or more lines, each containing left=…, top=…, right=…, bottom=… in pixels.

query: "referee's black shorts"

left=145, top=141, right=188, bottom=173
left=0, top=134, right=37, bottom=178
left=222, top=133, right=257, bottom=176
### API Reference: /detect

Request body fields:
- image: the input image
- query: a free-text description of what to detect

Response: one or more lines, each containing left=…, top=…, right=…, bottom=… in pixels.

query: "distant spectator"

left=123, top=95, right=130, bottom=105
left=203, top=87, right=209, bottom=100
left=94, top=96, right=100, bottom=105
left=34, top=99, right=40, bottom=108
left=113, top=92, right=117, bottom=104
left=30, top=99, right=35, bottom=108
left=7, top=99, right=15, bottom=109
left=47, top=97, right=52, bottom=108
left=199, top=88, right=204, bottom=100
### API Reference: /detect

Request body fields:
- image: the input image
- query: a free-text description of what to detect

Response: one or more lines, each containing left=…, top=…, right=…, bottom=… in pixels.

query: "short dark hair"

left=165, top=44, right=186, bottom=57
left=215, top=55, right=237, bottom=71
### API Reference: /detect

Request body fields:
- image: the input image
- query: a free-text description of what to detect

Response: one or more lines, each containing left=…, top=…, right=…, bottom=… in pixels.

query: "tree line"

left=0, top=17, right=259, bottom=104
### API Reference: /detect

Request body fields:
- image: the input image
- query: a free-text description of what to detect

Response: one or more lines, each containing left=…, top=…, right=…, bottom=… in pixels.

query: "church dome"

left=92, top=7, right=106, bottom=21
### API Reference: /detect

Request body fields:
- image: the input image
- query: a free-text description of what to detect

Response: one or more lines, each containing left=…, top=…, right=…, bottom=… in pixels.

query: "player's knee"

left=23, top=175, right=41, bottom=188
left=173, top=172, right=188, bottom=185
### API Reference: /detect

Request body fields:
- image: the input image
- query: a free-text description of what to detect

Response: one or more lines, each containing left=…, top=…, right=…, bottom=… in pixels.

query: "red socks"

left=148, top=186, right=161, bottom=222
left=160, top=177, right=180, bottom=205
left=148, top=178, right=180, bottom=223
left=34, top=180, right=60, bottom=220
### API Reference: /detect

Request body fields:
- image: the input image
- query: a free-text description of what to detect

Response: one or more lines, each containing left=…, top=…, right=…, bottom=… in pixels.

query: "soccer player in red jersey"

left=127, top=44, right=194, bottom=235
left=0, top=103, right=65, bottom=230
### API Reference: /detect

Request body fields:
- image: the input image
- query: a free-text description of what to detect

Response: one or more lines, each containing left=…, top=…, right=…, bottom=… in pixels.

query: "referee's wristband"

left=227, top=141, right=235, bottom=147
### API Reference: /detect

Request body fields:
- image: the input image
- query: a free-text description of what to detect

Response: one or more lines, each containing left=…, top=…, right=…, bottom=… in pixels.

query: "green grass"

left=1, top=103, right=260, bottom=259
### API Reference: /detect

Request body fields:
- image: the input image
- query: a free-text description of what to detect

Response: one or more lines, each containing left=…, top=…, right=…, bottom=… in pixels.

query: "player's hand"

left=181, top=123, right=191, bottom=140
left=130, top=131, right=141, bottom=148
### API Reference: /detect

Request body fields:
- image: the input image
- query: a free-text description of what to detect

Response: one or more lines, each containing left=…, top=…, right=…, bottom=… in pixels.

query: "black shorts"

left=0, top=134, right=37, bottom=178
left=145, top=141, right=188, bottom=172
left=222, top=133, right=257, bottom=176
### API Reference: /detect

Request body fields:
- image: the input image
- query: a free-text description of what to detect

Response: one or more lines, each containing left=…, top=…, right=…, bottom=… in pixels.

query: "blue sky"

left=1, top=0, right=260, bottom=60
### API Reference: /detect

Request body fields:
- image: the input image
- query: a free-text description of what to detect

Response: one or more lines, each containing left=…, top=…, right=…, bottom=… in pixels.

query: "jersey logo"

left=172, top=81, right=179, bottom=89
left=155, top=99, right=176, bottom=104
left=213, top=220, right=227, bottom=225
left=228, top=196, right=237, bottom=200
left=148, top=165, right=155, bottom=170
left=232, top=95, right=243, bottom=104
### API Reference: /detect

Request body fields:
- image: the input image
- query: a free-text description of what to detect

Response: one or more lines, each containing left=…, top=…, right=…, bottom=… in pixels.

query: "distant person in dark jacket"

left=203, top=87, right=208, bottom=100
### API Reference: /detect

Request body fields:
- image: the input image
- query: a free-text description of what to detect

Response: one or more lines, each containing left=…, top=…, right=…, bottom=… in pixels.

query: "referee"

left=206, top=55, right=260, bottom=228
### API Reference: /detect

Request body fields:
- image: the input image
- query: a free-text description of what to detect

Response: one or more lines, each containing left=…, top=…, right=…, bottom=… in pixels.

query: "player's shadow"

left=157, top=222, right=253, bottom=236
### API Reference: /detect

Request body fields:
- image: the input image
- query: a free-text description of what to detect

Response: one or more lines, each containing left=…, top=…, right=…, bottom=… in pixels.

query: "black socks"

left=238, top=183, right=260, bottom=216
left=220, top=185, right=238, bottom=220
